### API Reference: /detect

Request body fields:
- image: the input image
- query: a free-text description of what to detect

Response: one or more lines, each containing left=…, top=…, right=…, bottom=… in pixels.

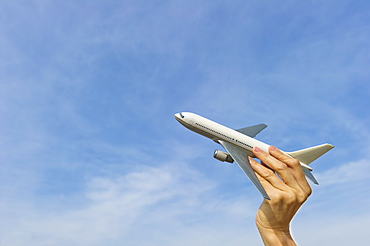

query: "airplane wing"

left=235, top=124, right=267, bottom=138
left=219, top=140, right=270, bottom=200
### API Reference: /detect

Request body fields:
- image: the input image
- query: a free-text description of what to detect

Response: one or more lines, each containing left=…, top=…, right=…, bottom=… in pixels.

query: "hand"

left=249, top=146, right=312, bottom=246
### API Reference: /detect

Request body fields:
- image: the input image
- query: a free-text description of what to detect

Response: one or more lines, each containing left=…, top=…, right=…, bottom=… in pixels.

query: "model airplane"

left=174, top=112, right=334, bottom=200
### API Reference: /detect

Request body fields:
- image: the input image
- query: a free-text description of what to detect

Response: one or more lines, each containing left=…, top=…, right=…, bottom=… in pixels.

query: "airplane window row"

left=195, top=122, right=230, bottom=139
left=235, top=139, right=253, bottom=149
left=195, top=122, right=252, bottom=149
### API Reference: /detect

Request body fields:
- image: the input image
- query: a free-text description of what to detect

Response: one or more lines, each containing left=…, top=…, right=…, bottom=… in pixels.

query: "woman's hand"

left=250, top=146, right=312, bottom=245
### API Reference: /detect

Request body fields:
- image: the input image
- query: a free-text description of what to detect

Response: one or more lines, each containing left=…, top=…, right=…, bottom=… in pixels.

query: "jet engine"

left=213, top=150, right=234, bottom=163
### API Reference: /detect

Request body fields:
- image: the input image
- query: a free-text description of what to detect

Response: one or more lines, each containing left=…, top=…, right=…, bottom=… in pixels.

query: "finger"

left=268, top=146, right=311, bottom=194
left=249, top=156, right=286, bottom=191
left=269, top=146, right=305, bottom=177
left=260, top=161, right=274, bottom=171
left=253, top=147, right=301, bottom=190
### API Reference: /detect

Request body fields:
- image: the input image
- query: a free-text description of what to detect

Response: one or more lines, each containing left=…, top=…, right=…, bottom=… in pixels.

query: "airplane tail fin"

left=287, top=143, right=334, bottom=185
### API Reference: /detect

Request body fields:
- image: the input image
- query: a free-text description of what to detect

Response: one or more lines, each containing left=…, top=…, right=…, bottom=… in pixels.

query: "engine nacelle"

left=213, top=150, right=234, bottom=163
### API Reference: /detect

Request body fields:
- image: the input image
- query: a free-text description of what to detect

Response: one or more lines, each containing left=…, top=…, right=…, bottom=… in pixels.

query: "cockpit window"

left=179, top=113, right=185, bottom=118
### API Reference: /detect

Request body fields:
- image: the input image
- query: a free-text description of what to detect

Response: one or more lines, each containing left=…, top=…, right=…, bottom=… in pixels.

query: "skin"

left=249, top=146, right=312, bottom=246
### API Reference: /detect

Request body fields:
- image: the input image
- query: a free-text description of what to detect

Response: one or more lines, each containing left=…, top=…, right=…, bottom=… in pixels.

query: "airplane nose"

left=174, top=112, right=185, bottom=119
left=174, top=113, right=182, bottom=122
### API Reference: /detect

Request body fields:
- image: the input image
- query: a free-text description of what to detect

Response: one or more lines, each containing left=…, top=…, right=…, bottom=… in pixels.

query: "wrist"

left=256, top=225, right=296, bottom=246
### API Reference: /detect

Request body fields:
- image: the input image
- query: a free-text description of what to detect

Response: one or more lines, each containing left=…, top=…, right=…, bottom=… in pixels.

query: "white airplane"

left=174, top=112, right=334, bottom=200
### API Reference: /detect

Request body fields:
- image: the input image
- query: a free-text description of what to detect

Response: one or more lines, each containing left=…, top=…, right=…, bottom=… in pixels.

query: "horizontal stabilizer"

left=236, top=124, right=267, bottom=138
left=303, top=169, right=319, bottom=185
left=287, top=143, right=334, bottom=165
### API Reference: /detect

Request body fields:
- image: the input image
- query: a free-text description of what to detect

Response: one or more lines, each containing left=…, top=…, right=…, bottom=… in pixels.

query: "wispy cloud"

left=0, top=159, right=262, bottom=246
left=316, top=158, right=370, bottom=188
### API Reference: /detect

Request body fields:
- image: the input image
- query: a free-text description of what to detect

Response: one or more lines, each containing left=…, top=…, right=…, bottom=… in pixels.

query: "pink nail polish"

left=254, top=147, right=261, bottom=152
left=269, top=146, right=277, bottom=151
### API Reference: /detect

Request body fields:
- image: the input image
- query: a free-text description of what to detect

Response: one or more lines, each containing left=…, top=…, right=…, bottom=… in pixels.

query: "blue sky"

left=1, top=1, right=370, bottom=245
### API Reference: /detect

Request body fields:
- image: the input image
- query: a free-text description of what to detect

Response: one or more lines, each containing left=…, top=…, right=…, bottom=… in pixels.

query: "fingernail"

left=269, top=146, right=277, bottom=151
left=254, top=147, right=261, bottom=152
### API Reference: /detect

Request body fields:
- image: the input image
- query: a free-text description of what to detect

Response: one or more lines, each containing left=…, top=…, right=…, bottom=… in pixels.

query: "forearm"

left=257, top=225, right=296, bottom=246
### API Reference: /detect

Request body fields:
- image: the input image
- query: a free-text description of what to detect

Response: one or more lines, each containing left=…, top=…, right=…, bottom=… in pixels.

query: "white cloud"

left=317, top=158, right=370, bottom=186
left=0, top=162, right=263, bottom=246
